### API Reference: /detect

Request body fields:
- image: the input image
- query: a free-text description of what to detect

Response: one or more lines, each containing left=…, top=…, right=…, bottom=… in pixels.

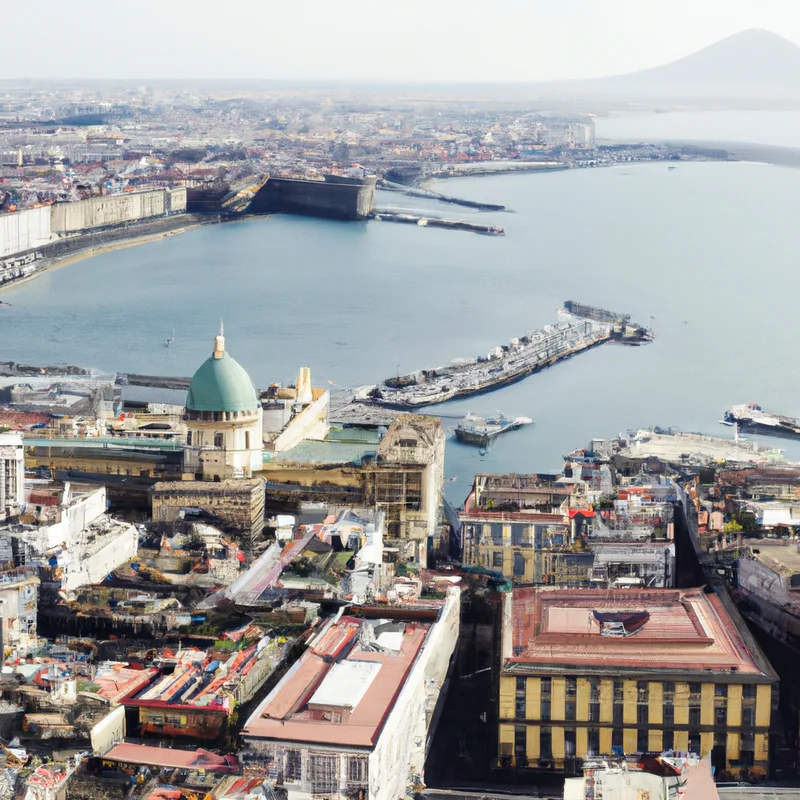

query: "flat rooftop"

left=505, top=587, right=770, bottom=677
left=242, top=615, right=429, bottom=748
left=750, top=540, right=800, bottom=577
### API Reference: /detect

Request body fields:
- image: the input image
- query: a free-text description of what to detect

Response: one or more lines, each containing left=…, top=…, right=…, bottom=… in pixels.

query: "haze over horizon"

left=3, top=0, right=800, bottom=83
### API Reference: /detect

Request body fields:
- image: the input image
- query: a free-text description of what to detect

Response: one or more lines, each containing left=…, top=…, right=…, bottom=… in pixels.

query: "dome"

left=186, top=332, right=259, bottom=413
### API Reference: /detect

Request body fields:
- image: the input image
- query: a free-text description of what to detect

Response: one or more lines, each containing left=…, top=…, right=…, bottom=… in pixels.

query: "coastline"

left=0, top=219, right=207, bottom=295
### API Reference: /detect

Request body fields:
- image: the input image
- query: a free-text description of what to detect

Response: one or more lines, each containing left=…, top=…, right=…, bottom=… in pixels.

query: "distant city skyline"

left=2, top=0, right=800, bottom=83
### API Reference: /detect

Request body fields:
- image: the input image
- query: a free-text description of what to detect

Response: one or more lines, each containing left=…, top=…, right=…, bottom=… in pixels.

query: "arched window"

left=214, top=432, right=224, bottom=448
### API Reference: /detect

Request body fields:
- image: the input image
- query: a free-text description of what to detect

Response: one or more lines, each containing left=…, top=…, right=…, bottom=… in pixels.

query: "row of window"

left=186, top=430, right=251, bottom=449
left=512, top=725, right=757, bottom=764
left=493, top=551, right=527, bottom=575
left=513, top=677, right=757, bottom=725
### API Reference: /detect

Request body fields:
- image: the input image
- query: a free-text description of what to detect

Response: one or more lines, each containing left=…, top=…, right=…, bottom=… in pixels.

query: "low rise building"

left=498, top=587, right=777, bottom=779
left=122, top=625, right=292, bottom=741
left=241, top=589, right=460, bottom=800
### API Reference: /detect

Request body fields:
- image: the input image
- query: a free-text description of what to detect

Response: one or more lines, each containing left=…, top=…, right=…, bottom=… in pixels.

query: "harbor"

left=359, top=302, right=653, bottom=409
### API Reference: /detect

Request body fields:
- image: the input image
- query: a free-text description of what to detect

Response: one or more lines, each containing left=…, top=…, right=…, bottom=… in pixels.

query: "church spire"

left=213, top=319, right=225, bottom=359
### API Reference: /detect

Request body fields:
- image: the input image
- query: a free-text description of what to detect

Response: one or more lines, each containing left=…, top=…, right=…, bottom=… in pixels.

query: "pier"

left=377, top=179, right=506, bottom=211
left=371, top=209, right=504, bottom=236
left=360, top=302, right=652, bottom=409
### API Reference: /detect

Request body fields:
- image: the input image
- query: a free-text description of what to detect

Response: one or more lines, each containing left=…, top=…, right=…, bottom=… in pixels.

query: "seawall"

left=249, top=175, right=376, bottom=221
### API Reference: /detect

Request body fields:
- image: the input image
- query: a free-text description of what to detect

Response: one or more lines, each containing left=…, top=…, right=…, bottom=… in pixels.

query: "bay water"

left=3, top=154, right=800, bottom=503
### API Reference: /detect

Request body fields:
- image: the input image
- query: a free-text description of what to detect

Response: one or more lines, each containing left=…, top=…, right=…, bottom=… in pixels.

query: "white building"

left=7, top=484, right=138, bottom=591
left=241, top=588, right=460, bottom=800
left=0, top=432, right=25, bottom=521
left=0, top=566, right=39, bottom=655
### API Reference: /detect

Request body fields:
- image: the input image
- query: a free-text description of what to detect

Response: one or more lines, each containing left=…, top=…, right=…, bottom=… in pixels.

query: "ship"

left=454, top=411, right=532, bottom=447
left=722, top=403, right=800, bottom=440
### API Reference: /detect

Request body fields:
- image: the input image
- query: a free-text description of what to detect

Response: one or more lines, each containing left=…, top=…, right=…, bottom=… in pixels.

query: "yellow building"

left=497, top=587, right=777, bottom=780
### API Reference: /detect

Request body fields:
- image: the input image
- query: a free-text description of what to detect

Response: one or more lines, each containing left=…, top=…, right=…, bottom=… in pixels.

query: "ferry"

left=454, top=412, right=532, bottom=448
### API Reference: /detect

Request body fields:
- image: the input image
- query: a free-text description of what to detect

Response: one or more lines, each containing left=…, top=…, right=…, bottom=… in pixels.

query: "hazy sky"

left=4, top=0, right=800, bottom=82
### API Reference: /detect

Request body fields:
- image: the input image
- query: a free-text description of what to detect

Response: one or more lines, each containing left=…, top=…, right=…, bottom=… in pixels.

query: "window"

left=540, top=727, right=553, bottom=759
left=589, top=678, right=600, bottom=702
left=612, top=728, right=623, bottom=750
left=511, top=526, right=523, bottom=546
left=515, top=697, right=526, bottom=718
left=613, top=703, right=623, bottom=725
left=637, top=704, right=649, bottom=725
left=310, top=756, right=337, bottom=795
left=637, top=730, right=648, bottom=752
left=689, top=682, right=701, bottom=695
left=588, top=728, right=600, bottom=754
left=715, top=684, right=728, bottom=697
left=186, top=430, right=192, bottom=446
left=566, top=677, right=577, bottom=697
left=491, top=523, right=504, bottom=545
left=214, top=432, right=224, bottom=447
left=285, top=750, right=302, bottom=781
left=245, top=430, right=251, bottom=449
left=688, top=732, right=701, bottom=755
left=514, top=725, right=527, bottom=762
left=637, top=681, right=648, bottom=703
left=742, top=684, right=756, bottom=699
left=689, top=707, right=701, bottom=726
left=493, top=552, right=504, bottom=568
left=564, top=728, right=576, bottom=757
left=663, top=681, right=675, bottom=695
left=663, top=703, right=674, bottom=726
left=565, top=702, right=576, bottom=721
left=663, top=729, right=675, bottom=751
left=541, top=678, right=552, bottom=695
left=513, top=552, right=525, bottom=577
left=715, top=706, right=727, bottom=726
left=613, top=680, right=624, bottom=703
left=347, top=756, right=367, bottom=784
left=742, top=706, right=755, bottom=727
left=516, top=677, right=526, bottom=694
left=589, top=702, right=600, bottom=722
left=540, top=699, right=551, bottom=721
left=399, top=439, right=417, bottom=448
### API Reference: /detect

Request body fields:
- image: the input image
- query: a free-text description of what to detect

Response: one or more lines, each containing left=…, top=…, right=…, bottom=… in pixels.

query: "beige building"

left=498, top=587, right=777, bottom=780
left=364, top=415, right=445, bottom=567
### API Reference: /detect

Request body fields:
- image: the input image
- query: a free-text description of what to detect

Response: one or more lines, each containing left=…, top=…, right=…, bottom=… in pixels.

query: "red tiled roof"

left=505, top=587, right=767, bottom=676
left=242, top=619, right=428, bottom=748
left=104, top=743, right=235, bottom=772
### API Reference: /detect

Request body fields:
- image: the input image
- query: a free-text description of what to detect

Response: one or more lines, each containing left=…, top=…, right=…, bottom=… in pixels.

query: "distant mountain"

left=606, top=29, right=800, bottom=88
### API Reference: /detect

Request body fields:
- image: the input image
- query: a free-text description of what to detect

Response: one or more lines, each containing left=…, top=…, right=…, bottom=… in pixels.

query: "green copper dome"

left=186, top=334, right=259, bottom=412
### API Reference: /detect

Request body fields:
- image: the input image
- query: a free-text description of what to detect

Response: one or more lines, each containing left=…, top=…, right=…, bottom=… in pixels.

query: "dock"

left=377, top=179, right=505, bottom=211
left=372, top=209, right=504, bottom=236
left=359, top=302, right=652, bottom=409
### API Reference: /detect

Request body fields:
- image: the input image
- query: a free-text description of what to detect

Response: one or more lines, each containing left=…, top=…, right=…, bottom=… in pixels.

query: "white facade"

left=0, top=432, right=25, bottom=520
left=0, top=207, right=52, bottom=259
left=368, top=588, right=460, bottom=799
left=0, top=569, right=39, bottom=655
left=90, top=706, right=126, bottom=756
